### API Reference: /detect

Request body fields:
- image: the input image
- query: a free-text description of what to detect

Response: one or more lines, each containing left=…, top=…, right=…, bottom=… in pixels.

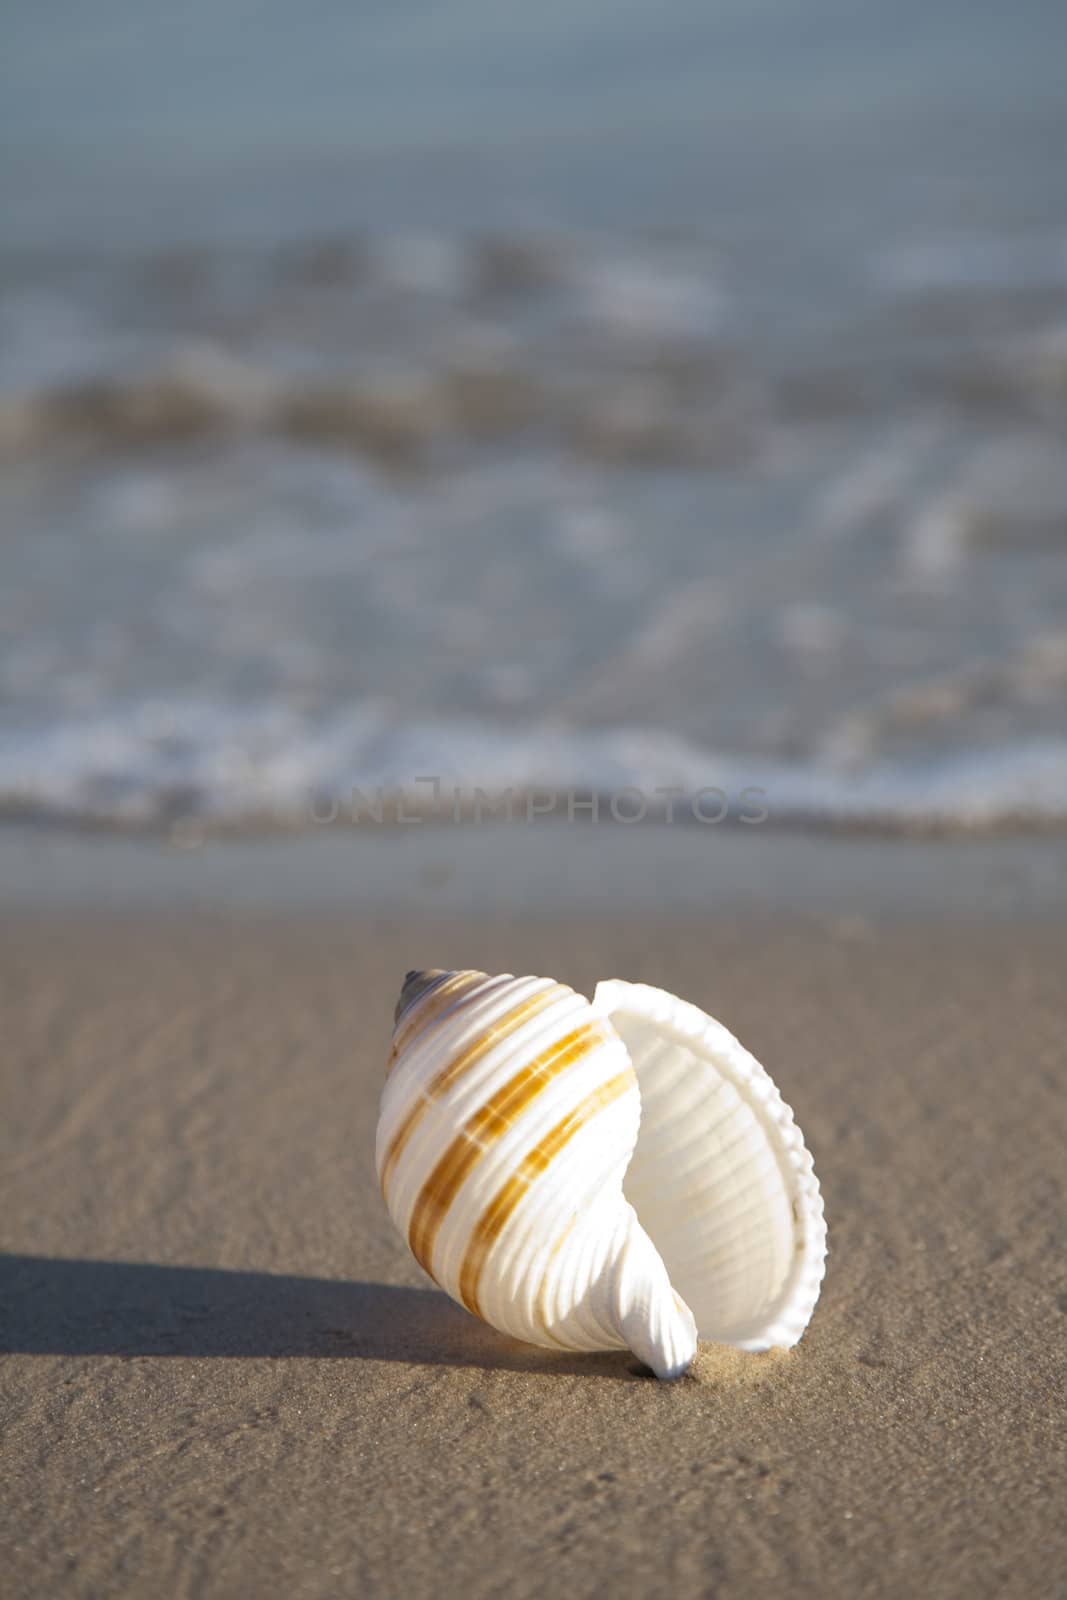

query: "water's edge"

left=4, top=824, right=1066, bottom=923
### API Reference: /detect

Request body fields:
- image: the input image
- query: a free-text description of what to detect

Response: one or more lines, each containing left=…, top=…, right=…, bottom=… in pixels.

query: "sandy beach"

left=1, top=833, right=1065, bottom=1598
left=5, top=2, right=1067, bottom=1593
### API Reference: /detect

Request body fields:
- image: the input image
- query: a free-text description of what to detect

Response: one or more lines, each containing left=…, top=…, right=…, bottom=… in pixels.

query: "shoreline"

left=4, top=822, right=1067, bottom=923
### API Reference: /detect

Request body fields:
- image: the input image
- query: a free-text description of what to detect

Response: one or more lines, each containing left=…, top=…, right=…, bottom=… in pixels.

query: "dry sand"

left=2, top=887, right=1066, bottom=1598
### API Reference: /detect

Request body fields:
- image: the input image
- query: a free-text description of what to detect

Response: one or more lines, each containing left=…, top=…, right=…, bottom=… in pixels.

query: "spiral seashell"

left=376, top=968, right=826, bottom=1379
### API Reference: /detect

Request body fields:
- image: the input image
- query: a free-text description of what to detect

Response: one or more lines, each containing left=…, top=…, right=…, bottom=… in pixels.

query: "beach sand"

left=1, top=836, right=1066, bottom=1598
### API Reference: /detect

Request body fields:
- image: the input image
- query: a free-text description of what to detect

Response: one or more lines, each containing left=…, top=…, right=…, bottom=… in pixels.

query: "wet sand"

left=1, top=850, right=1066, bottom=1597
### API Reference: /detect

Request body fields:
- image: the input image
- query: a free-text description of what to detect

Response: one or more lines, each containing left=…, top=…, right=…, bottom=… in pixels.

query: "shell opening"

left=594, top=983, right=825, bottom=1351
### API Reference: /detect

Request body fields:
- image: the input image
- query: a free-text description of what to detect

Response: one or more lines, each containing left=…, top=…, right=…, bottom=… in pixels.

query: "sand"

left=2, top=851, right=1066, bottom=1598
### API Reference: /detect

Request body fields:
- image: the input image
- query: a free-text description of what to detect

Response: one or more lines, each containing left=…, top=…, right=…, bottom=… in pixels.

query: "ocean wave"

left=5, top=224, right=1067, bottom=842
left=0, top=340, right=761, bottom=469
left=2, top=701, right=1066, bottom=835
left=6, top=221, right=1067, bottom=470
left=875, top=230, right=1067, bottom=296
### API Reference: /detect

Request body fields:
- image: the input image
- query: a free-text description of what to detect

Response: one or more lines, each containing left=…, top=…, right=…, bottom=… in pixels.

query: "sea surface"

left=2, top=0, right=1067, bottom=831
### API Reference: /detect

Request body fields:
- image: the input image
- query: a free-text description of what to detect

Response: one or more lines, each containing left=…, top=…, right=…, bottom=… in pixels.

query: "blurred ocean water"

left=2, top=0, right=1067, bottom=830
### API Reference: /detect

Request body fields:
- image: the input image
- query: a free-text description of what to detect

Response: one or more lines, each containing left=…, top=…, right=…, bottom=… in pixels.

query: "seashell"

left=376, top=968, right=826, bottom=1380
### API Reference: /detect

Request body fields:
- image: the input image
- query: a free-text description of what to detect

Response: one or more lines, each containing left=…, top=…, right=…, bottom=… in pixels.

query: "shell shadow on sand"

left=0, top=1254, right=643, bottom=1379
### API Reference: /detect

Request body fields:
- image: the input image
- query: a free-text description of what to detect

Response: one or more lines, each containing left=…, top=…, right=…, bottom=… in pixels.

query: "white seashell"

left=376, top=969, right=826, bottom=1380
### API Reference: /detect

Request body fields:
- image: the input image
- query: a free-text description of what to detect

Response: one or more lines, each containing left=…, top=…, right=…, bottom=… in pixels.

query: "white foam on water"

left=2, top=700, right=1066, bottom=833
left=875, top=231, right=1067, bottom=296
left=0, top=289, right=149, bottom=393
left=576, top=256, right=732, bottom=342
left=2, top=219, right=1066, bottom=845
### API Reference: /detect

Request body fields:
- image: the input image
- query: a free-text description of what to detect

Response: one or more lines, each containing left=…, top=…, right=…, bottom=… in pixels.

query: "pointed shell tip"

left=394, top=968, right=450, bottom=1023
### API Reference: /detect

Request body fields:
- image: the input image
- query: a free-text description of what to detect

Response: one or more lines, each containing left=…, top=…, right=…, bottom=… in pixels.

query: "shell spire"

left=395, top=969, right=450, bottom=1023
left=376, top=968, right=825, bottom=1379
